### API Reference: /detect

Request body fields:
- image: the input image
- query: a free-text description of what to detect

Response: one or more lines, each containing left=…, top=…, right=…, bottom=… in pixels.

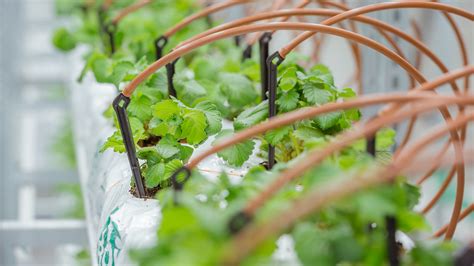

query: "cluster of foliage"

left=130, top=136, right=455, bottom=265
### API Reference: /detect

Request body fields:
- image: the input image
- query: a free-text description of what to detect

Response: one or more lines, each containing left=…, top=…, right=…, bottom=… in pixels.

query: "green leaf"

left=144, top=162, right=166, bottom=188
left=137, top=147, right=161, bottom=164
left=293, top=223, right=334, bottom=266
left=90, top=53, right=112, bottom=83
left=109, top=61, right=134, bottom=88
left=233, top=100, right=268, bottom=131
left=213, top=130, right=255, bottom=167
left=278, top=66, right=298, bottom=91
left=52, top=28, right=76, bottom=51
left=314, top=111, right=343, bottom=130
left=264, top=126, right=291, bottom=146
left=175, top=80, right=207, bottom=106
left=129, top=93, right=153, bottom=121
left=148, top=118, right=168, bottom=136
left=100, top=131, right=126, bottom=153
left=153, top=100, right=180, bottom=120
left=302, top=83, right=333, bottom=105
left=241, top=60, right=260, bottom=82
left=178, top=144, right=194, bottom=161
left=219, top=73, right=258, bottom=107
left=190, top=57, right=220, bottom=81
left=180, top=109, right=208, bottom=145
left=195, top=101, right=222, bottom=135
left=276, top=90, right=299, bottom=112
left=293, top=126, right=324, bottom=141
left=157, top=141, right=180, bottom=159
left=310, top=64, right=334, bottom=85
left=164, top=159, right=184, bottom=182
left=338, top=87, right=357, bottom=99
left=376, top=128, right=396, bottom=150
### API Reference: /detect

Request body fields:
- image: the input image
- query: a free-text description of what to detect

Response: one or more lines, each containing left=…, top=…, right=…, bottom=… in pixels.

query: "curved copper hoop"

left=317, top=0, right=363, bottom=93
left=184, top=67, right=471, bottom=240
left=163, top=0, right=254, bottom=38
left=120, top=22, right=464, bottom=194
left=279, top=1, right=474, bottom=57
left=245, top=0, right=310, bottom=46
left=177, top=8, right=461, bottom=95
left=111, top=0, right=152, bottom=24
left=222, top=107, right=474, bottom=265
left=123, top=22, right=428, bottom=96
left=433, top=203, right=474, bottom=238
left=187, top=66, right=473, bottom=169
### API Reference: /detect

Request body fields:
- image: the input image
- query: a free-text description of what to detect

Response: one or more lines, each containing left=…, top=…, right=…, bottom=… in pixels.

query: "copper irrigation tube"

left=118, top=14, right=472, bottom=171
left=280, top=1, right=472, bottom=162
left=183, top=66, right=472, bottom=238
left=433, top=204, right=474, bottom=238
left=278, top=2, right=473, bottom=57
left=177, top=8, right=462, bottom=96
left=222, top=108, right=474, bottom=265
left=318, top=0, right=363, bottom=92
left=111, top=0, right=152, bottom=24
left=115, top=20, right=435, bottom=197
left=123, top=22, right=432, bottom=96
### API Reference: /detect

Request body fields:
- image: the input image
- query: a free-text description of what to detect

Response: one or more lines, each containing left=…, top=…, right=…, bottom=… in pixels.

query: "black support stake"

left=242, top=44, right=253, bottom=61
left=166, top=59, right=179, bottom=98
left=170, top=166, right=191, bottom=204
left=386, top=216, right=399, bottom=266
left=104, top=23, right=117, bottom=55
left=154, top=35, right=168, bottom=60
left=228, top=211, right=253, bottom=234
left=367, top=131, right=399, bottom=266
left=266, top=52, right=284, bottom=170
left=259, top=32, right=272, bottom=101
left=113, top=94, right=146, bottom=198
left=234, top=35, right=241, bottom=47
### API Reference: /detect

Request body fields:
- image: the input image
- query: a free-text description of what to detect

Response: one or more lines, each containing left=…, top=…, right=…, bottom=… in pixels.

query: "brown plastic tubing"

left=245, top=0, right=310, bottom=46
left=122, top=22, right=427, bottom=97
left=240, top=96, right=468, bottom=216
left=433, top=204, right=474, bottom=238
left=187, top=66, right=473, bottom=169
left=175, top=9, right=461, bottom=95
left=318, top=1, right=363, bottom=93
left=223, top=109, right=474, bottom=265
left=112, top=0, right=152, bottom=25
left=163, top=0, right=254, bottom=38
left=279, top=1, right=474, bottom=57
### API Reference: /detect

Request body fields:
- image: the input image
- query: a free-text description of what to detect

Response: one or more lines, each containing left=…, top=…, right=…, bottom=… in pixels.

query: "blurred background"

left=0, top=0, right=473, bottom=265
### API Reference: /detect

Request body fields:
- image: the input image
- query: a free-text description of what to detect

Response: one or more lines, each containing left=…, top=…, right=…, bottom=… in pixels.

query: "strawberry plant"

left=100, top=79, right=222, bottom=196
left=212, top=60, right=361, bottom=167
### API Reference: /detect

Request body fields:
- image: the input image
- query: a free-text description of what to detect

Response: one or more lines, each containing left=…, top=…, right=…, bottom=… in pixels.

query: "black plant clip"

left=113, top=94, right=146, bottom=198
left=366, top=132, right=399, bottom=266
left=366, top=135, right=376, bottom=157
left=228, top=211, right=253, bottom=234
left=154, top=35, right=168, bottom=60
left=242, top=45, right=253, bottom=61
left=170, top=166, right=191, bottom=204
left=259, top=32, right=272, bottom=101
left=104, top=22, right=117, bottom=55
left=234, top=35, right=241, bottom=47
left=166, top=58, right=180, bottom=98
left=266, top=52, right=284, bottom=170
left=385, top=216, right=399, bottom=266
left=455, top=243, right=474, bottom=266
